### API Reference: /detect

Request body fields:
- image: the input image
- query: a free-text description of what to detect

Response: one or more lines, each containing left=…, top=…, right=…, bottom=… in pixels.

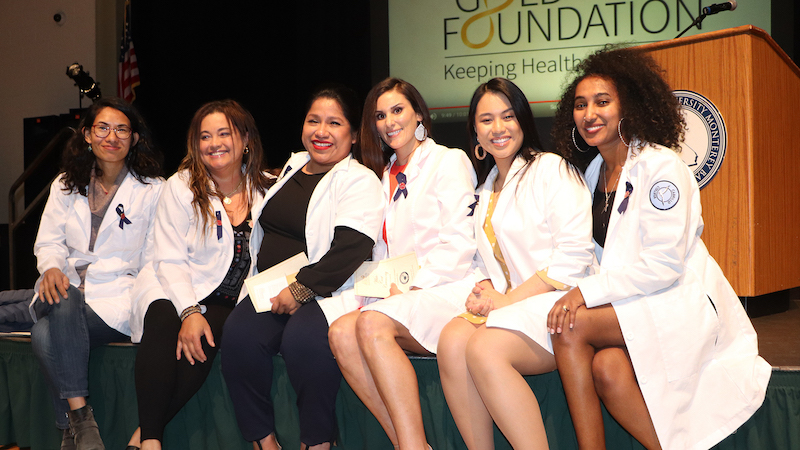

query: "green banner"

left=389, top=0, right=771, bottom=119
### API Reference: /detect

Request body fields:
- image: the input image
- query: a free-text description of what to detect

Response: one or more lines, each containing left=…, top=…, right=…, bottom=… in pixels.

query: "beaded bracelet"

left=180, top=304, right=202, bottom=322
left=289, top=281, right=316, bottom=305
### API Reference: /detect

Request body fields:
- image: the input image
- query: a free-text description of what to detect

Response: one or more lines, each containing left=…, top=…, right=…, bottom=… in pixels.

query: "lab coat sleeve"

left=33, top=177, right=72, bottom=284
left=413, top=150, right=478, bottom=288
left=536, top=156, right=594, bottom=287
left=153, top=175, right=198, bottom=313
left=137, top=180, right=164, bottom=269
left=579, top=154, right=695, bottom=308
left=330, top=165, right=385, bottom=243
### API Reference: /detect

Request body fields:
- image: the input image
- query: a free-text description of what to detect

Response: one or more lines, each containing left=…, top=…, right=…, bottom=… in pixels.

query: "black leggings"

left=135, top=299, right=232, bottom=442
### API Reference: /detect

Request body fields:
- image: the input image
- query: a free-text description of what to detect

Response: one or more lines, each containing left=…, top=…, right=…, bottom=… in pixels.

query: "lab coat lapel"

left=96, top=172, right=135, bottom=235
left=602, top=147, right=637, bottom=253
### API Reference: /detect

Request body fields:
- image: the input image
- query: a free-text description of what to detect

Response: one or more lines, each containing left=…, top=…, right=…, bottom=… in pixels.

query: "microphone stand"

left=675, top=10, right=709, bottom=39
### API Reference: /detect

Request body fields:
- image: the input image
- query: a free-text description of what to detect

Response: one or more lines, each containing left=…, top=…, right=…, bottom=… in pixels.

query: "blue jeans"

left=30, top=285, right=128, bottom=429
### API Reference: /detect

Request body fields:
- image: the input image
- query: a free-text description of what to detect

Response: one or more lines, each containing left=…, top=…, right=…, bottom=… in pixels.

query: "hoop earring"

left=414, top=122, right=427, bottom=141
left=571, top=127, right=589, bottom=153
left=244, top=145, right=250, bottom=154
left=474, top=145, right=486, bottom=161
left=617, top=118, right=629, bottom=147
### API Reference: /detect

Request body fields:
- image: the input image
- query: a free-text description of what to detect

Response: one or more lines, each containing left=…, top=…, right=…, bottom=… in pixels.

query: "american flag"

left=117, top=0, right=140, bottom=102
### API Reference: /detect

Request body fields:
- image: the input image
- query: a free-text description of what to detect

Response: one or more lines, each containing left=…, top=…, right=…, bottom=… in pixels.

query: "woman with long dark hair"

left=328, top=78, right=478, bottom=450
left=29, top=97, right=163, bottom=449
left=437, top=78, right=593, bottom=450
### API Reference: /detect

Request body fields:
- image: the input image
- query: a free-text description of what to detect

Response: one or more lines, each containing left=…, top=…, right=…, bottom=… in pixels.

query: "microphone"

left=703, top=0, right=737, bottom=15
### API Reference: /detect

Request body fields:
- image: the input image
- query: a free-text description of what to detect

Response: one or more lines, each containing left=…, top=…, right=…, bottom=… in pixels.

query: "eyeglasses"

left=92, top=125, right=132, bottom=139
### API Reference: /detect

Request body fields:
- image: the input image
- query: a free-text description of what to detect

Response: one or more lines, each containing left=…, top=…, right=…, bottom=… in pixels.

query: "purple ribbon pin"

left=618, top=182, right=633, bottom=213
left=216, top=211, right=223, bottom=240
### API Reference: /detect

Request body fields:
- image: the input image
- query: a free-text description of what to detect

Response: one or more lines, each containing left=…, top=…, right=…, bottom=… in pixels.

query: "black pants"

left=135, top=299, right=232, bottom=442
left=221, top=297, right=341, bottom=446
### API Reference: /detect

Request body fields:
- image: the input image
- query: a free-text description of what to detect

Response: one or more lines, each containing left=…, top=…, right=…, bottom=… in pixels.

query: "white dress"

left=360, top=138, right=477, bottom=353
left=478, top=153, right=594, bottom=353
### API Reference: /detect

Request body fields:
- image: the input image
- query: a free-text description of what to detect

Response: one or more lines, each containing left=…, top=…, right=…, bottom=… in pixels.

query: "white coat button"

left=626, top=332, right=634, bottom=341
left=640, top=376, right=648, bottom=384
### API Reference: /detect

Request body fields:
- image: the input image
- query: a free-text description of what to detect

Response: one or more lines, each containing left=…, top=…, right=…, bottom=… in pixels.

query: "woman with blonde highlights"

left=127, top=99, right=273, bottom=450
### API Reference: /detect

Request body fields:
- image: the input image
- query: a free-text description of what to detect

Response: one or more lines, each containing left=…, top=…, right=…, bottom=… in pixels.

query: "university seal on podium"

left=673, top=90, right=728, bottom=189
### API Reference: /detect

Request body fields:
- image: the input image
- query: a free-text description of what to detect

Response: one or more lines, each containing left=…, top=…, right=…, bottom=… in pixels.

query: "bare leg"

left=140, top=439, right=162, bottom=450
left=438, top=318, right=494, bottom=450
left=357, top=311, right=432, bottom=450
left=550, top=305, right=626, bottom=450
left=329, top=311, right=397, bottom=443
left=592, top=348, right=661, bottom=450
left=66, top=397, right=87, bottom=410
left=466, top=327, right=556, bottom=450
left=253, top=433, right=281, bottom=450
left=127, top=427, right=141, bottom=448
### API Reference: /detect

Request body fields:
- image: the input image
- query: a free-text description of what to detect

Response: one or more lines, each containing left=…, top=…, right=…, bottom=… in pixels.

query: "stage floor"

left=751, top=288, right=800, bottom=368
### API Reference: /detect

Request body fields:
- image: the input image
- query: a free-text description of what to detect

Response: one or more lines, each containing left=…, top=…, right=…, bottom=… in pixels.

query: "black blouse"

left=257, top=169, right=374, bottom=297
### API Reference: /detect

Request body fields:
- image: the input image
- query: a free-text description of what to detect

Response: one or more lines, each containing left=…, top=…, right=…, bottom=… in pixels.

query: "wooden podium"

left=634, top=26, right=800, bottom=297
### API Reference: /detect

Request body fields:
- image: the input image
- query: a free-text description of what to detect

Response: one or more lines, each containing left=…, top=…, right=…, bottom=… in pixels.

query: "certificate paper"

left=354, top=252, right=419, bottom=298
left=245, top=253, right=309, bottom=312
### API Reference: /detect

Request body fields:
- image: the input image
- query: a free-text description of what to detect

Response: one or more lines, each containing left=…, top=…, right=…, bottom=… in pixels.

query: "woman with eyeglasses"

left=28, top=97, right=163, bottom=449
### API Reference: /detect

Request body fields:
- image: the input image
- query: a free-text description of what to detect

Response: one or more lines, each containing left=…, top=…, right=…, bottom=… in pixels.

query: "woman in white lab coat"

left=127, top=100, right=274, bottom=450
left=436, top=78, right=594, bottom=450
left=328, top=78, right=477, bottom=450
left=220, top=85, right=384, bottom=450
left=545, top=46, right=771, bottom=450
left=29, top=97, right=163, bottom=449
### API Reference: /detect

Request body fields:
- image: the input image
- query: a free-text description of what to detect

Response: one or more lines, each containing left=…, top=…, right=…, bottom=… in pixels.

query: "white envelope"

left=354, top=252, right=419, bottom=298
left=245, top=253, right=310, bottom=313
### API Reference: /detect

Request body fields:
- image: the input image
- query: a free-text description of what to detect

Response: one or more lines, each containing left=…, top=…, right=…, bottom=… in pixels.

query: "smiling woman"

left=220, top=84, right=384, bottom=450
left=126, top=100, right=274, bottom=450
left=26, top=97, right=163, bottom=449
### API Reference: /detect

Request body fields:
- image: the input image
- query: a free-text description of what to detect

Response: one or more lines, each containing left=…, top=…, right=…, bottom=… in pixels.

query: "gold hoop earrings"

left=474, top=144, right=486, bottom=160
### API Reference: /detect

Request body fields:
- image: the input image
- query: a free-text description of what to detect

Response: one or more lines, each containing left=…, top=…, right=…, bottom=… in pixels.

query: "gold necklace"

left=602, top=163, right=622, bottom=213
left=218, top=178, right=244, bottom=205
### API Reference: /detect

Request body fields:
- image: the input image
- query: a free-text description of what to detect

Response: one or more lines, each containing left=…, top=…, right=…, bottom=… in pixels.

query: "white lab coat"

left=372, top=138, right=478, bottom=288
left=32, top=172, right=163, bottom=336
left=249, top=152, right=384, bottom=323
left=578, top=143, right=771, bottom=450
left=481, top=154, right=594, bottom=350
left=359, top=139, right=477, bottom=353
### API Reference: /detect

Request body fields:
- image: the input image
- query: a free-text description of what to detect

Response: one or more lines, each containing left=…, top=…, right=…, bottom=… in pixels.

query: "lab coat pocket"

left=648, top=282, right=719, bottom=382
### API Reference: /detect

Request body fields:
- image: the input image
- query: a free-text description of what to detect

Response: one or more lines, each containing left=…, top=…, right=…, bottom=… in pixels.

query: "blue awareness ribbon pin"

left=116, top=204, right=132, bottom=229
left=393, top=172, right=408, bottom=201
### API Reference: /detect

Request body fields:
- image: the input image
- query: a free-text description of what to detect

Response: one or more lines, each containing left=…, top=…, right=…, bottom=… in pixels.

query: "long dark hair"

left=60, top=97, right=162, bottom=195
left=180, top=99, right=273, bottom=231
left=552, top=45, right=686, bottom=171
left=359, top=78, right=432, bottom=177
left=466, top=78, right=545, bottom=185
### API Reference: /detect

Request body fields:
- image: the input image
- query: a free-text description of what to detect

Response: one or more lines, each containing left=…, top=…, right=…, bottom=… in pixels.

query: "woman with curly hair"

left=546, top=46, right=771, bottom=450
left=29, top=97, right=163, bottom=449
left=127, top=99, right=274, bottom=450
